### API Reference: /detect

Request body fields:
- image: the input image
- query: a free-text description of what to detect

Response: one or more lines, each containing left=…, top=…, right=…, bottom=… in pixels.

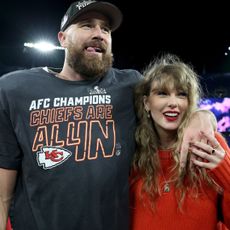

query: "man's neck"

left=58, top=64, right=84, bottom=81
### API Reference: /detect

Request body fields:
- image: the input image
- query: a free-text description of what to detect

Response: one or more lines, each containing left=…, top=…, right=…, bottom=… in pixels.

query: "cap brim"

left=64, top=2, right=123, bottom=32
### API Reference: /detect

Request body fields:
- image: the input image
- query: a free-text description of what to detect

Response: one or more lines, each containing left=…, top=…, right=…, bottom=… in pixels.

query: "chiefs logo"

left=36, top=146, right=72, bottom=170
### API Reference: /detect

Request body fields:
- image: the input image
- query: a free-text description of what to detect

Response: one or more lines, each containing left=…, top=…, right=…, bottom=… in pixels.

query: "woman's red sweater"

left=130, top=133, right=230, bottom=230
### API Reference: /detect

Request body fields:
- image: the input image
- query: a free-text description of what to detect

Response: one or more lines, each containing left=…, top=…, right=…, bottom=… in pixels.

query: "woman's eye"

left=157, top=91, right=167, bottom=96
left=178, top=92, right=188, bottom=97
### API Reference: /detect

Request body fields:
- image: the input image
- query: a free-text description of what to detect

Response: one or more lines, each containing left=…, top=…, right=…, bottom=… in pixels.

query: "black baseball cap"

left=60, top=0, right=123, bottom=32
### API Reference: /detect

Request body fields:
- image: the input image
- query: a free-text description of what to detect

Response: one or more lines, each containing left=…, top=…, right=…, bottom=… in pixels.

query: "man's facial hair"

left=67, top=41, right=113, bottom=80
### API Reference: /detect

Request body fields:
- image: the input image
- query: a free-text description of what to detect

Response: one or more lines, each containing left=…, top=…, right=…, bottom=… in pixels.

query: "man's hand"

left=180, top=110, right=216, bottom=169
left=190, top=132, right=226, bottom=169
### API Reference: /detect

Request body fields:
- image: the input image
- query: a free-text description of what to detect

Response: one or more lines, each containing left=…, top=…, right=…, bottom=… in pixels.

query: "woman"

left=130, top=54, right=230, bottom=230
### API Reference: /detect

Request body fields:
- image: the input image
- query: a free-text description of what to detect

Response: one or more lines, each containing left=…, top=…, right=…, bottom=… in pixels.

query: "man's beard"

left=67, top=41, right=113, bottom=80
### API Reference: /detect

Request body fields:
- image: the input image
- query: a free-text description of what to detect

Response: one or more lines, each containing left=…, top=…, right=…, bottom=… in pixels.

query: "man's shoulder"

left=110, top=67, right=141, bottom=76
left=0, top=67, right=48, bottom=87
left=109, top=67, right=143, bottom=83
left=0, top=67, right=45, bottom=79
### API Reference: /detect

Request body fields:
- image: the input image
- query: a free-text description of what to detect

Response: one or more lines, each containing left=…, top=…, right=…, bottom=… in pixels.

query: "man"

left=0, top=1, right=215, bottom=229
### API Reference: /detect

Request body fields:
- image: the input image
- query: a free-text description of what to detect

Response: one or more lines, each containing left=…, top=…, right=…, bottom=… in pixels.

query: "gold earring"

left=146, top=110, right=150, bottom=118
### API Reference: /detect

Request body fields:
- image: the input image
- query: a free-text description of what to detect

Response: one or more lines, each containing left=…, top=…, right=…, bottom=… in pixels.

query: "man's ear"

left=58, top=31, right=67, bottom=48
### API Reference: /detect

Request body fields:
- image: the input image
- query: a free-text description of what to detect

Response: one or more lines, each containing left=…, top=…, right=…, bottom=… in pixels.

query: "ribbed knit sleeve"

left=211, top=153, right=230, bottom=191
left=222, top=190, right=230, bottom=229
left=210, top=132, right=230, bottom=191
left=210, top=132, right=230, bottom=229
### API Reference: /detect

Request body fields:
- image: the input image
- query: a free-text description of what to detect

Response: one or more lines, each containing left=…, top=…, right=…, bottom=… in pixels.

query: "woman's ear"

left=143, top=95, right=149, bottom=112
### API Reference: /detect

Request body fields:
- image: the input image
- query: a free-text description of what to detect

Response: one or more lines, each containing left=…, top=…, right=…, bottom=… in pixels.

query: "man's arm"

left=0, top=168, right=17, bottom=230
left=180, top=109, right=217, bottom=168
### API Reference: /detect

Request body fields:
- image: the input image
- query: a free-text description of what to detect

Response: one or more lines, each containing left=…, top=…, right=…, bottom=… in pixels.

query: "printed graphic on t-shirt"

left=37, top=146, right=72, bottom=169
left=28, top=86, right=119, bottom=169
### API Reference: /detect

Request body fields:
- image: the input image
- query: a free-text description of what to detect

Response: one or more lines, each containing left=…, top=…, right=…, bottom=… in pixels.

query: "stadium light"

left=24, top=41, right=64, bottom=52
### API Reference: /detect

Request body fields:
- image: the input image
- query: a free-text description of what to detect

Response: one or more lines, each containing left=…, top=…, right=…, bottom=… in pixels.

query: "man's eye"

left=102, top=26, right=111, bottom=33
left=82, top=24, right=91, bottom=29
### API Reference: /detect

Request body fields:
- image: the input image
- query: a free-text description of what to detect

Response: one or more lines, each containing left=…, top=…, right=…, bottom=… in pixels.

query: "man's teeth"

left=95, top=47, right=102, bottom=52
left=86, top=47, right=102, bottom=52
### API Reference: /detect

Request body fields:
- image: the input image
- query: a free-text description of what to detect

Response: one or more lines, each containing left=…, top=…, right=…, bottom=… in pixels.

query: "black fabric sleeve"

left=0, top=87, right=21, bottom=169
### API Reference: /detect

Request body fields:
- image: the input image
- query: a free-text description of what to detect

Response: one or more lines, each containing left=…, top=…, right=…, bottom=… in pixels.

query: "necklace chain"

left=161, top=167, right=171, bottom=193
left=163, top=182, right=170, bottom=193
left=159, top=149, right=174, bottom=193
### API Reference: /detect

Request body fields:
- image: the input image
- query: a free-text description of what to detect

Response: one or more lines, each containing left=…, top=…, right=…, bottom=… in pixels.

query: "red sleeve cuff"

left=210, top=150, right=230, bottom=191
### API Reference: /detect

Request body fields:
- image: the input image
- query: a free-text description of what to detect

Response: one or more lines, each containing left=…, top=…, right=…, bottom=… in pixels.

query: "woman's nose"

left=167, top=97, right=177, bottom=108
